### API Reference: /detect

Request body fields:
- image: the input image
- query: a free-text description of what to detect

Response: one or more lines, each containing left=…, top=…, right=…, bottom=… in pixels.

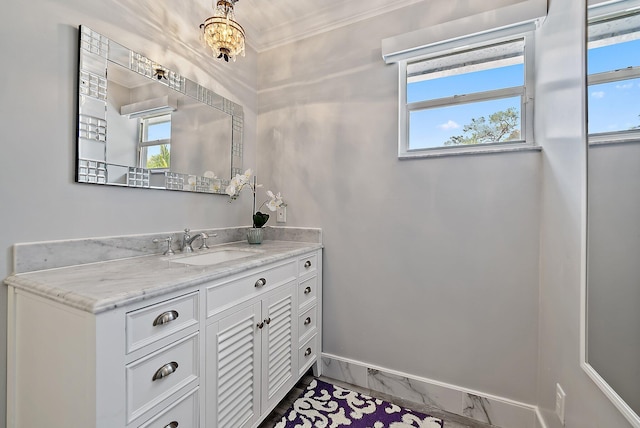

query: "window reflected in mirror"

left=140, top=114, right=172, bottom=170
left=588, top=11, right=640, bottom=136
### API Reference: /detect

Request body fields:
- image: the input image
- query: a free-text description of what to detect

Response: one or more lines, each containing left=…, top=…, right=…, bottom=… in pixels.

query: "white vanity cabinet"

left=204, top=256, right=311, bottom=428
left=6, top=247, right=322, bottom=428
left=6, top=287, right=201, bottom=428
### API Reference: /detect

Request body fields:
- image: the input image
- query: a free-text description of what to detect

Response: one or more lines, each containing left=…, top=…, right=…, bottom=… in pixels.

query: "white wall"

left=535, top=0, right=634, bottom=426
left=0, top=1, right=258, bottom=426
left=257, top=0, right=541, bottom=404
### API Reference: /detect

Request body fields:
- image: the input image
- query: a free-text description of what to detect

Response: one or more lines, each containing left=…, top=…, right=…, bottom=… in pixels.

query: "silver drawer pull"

left=152, top=362, right=179, bottom=381
left=304, top=286, right=312, bottom=294
left=255, top=278, right=267, bottom=288
left=164, top=422, right=179, bottom=428
left=153, top=310, right=179, bottom=326
left=304, top=260, right=312, bottom=268
left=304, top=317, right=311, bottom=325
left=304, top=347, right=312, bottom=357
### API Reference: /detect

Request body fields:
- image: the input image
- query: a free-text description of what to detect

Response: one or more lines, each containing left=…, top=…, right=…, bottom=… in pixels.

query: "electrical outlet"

left=276, top=206, right=287, bottom=223
left=556, top=383, right=566, bottom=426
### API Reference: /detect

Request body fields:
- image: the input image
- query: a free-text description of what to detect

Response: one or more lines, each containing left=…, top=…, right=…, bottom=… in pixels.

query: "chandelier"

left=200, top=0, right=246, bottom=62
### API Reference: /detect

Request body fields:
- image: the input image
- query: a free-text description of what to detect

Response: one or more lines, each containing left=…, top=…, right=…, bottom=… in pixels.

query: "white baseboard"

left=321, top=352, right=545, bottom=428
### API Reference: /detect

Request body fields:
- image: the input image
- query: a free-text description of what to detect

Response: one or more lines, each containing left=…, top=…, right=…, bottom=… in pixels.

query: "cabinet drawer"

left=126, top=333, right=199, bottom=424
left=299, top=253, right=318, bottom=276
left=137, top=388, right=198, bottom=428
left=207, top=260, right=297, bottom=316
left=298, top=334, right=318, bottom=376
left=126, top=292, right=199, bottom=354
left=298, top=305, right=317, bottom=343
left=298, top=276, right=317, bottom=309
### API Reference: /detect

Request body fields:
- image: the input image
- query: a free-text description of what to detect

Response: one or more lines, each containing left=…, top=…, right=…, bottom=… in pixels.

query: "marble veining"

left=320, top=354, right=539, bottom=428
left=464, top=394, right=494, bottom=425
left=6, top=228, right=322, bottom=314
left=367, top=368, right=463, bottom=415
left=13, top=226, right=320, bottom=273
left=321, top=357, right=368, bottom=387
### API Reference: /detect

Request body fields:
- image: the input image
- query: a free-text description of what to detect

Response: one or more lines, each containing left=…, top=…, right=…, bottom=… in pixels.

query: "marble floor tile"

left=258, top=373, right=501, bottom=428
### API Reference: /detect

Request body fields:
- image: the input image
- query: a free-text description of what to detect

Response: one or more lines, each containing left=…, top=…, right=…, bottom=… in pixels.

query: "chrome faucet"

left=182, top=229, right=209, bottom=253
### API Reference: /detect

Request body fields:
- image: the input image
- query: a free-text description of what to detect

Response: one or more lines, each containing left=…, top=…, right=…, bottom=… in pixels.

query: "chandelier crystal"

left=200, top=0, right=246, bottom=62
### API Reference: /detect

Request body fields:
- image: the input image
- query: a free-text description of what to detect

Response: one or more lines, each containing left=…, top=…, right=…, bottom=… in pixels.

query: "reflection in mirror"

left=76, top=26, right=243, bottom=193
left=586, top=2, right=640, bottom=426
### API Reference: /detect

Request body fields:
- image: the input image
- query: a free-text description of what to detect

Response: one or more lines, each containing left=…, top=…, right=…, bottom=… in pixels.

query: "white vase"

left=247, top=228, right=264, bottom=244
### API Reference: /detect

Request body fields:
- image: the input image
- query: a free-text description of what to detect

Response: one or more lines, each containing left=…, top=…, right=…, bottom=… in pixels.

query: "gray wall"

left=0, top=1, right=258, bottom=426
left=535, top=0, right=633, bottom=426
left=257, top=1, right=541, bottom=404
left=587, top=142, right=640, bottom=416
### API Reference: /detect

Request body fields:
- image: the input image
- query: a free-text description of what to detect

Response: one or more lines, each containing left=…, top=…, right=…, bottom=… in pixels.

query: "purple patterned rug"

left=275, top=378, right=444, bottom=427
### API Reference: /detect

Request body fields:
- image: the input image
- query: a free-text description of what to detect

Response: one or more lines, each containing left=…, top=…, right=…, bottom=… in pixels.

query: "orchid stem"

left=252, top=176, right=257, bottom=227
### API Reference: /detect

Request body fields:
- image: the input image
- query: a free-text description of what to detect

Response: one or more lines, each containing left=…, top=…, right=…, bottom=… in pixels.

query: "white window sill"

left=399, top=143, right=541, bottom=160
left=588, top=131, right=640, bottom=147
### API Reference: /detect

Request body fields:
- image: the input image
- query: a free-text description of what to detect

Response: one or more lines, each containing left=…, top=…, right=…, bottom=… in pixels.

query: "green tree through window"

left=444, top=108, right=520, bottom=146
left=146, top=144, right=170, bottom=169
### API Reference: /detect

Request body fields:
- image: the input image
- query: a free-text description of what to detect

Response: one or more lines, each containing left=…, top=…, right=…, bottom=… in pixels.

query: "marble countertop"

left=5, top=240, right=322, bottom=314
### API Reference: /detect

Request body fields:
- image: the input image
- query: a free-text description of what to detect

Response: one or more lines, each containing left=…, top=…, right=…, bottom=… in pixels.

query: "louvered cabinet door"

left=260, top=284, right=297, bottom=412
left=206, top=302, right=261, bottom=428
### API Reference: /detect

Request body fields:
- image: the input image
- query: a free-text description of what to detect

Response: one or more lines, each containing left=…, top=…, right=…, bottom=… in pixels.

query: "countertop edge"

left=5, top=241, right=323, bottom=314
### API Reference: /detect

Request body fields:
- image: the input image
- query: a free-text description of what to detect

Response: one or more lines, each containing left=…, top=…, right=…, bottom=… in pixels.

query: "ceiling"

left=235, top=0, right=427, bottom=52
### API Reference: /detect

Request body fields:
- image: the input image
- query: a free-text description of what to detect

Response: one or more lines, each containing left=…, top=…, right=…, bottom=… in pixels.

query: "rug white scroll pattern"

left=275, top=378, right=444, bottom=428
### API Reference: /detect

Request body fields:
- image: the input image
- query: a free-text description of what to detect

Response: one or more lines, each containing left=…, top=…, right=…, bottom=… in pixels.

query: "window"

left=399, top=28, right=535, bottom=158
left=139, top=114, right=171, bottom=169
left=588, top=9, right=640, bottom=140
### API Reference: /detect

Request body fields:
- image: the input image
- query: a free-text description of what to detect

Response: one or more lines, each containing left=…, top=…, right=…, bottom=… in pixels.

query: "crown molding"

left=240, top=0, right=427, bottom=52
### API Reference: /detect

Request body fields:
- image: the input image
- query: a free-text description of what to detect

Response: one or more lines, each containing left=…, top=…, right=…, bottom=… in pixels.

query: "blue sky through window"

left=407, top=64, right=524, bottom=148
left=146, top=121, right=171, bottom=141
left=408, top=64, right=524, bottom=103
left=588, top=38, right=640, bottom=134
left=409, top=97, right=521, bottom=149
left=406, top=34, right=640, bottom=146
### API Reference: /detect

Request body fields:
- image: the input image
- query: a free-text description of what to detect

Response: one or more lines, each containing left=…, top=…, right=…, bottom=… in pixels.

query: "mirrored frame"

left=76, top=26, right=243, bottom=194
left=583, top=2, right=640, bottom=427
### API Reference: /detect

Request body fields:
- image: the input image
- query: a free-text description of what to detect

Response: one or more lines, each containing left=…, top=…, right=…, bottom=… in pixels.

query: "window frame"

left=138, top=114, right=172, bottom=170
left=398, top=23, right=537, bottom=158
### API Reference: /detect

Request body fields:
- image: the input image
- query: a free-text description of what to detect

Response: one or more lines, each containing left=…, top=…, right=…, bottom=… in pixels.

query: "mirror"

left=585, top=2, right=640, bottom=426
left=76, top=26, right=243, bottom=193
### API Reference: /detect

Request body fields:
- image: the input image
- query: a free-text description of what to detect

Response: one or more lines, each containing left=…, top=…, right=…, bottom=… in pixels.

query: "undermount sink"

left=169, top=249, right=262, bottom=266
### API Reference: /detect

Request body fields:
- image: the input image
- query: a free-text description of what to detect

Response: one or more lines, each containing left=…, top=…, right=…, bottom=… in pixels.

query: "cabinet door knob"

left=257, top=322, right=265, bottom=329
left=255, top=278, right=267, bottom=288
left=152, top=361, right=179, bottom=381
left=304, top=260, right=312, bottom=268
left=304, top=317, right=311, bottom=325
left=264, top=317, right=272, bottom=325
left=164, top=422, right=179, bottom=428
left=304, top=347, right=312, bottom=357
left=153, top=310, right=179, bottom=326
left=304, top=286, right=312, bottom=294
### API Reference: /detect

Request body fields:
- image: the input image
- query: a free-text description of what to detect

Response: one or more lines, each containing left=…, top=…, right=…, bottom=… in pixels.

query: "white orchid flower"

left=225, top=183, right=237, bottom=197
left=266, top=199, right=278, bottom=211
left=265, top=191, right=284, bottom=211
left=275, top=192, right=283, bottom=205
left=235, top=169, right=252, bottom=186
